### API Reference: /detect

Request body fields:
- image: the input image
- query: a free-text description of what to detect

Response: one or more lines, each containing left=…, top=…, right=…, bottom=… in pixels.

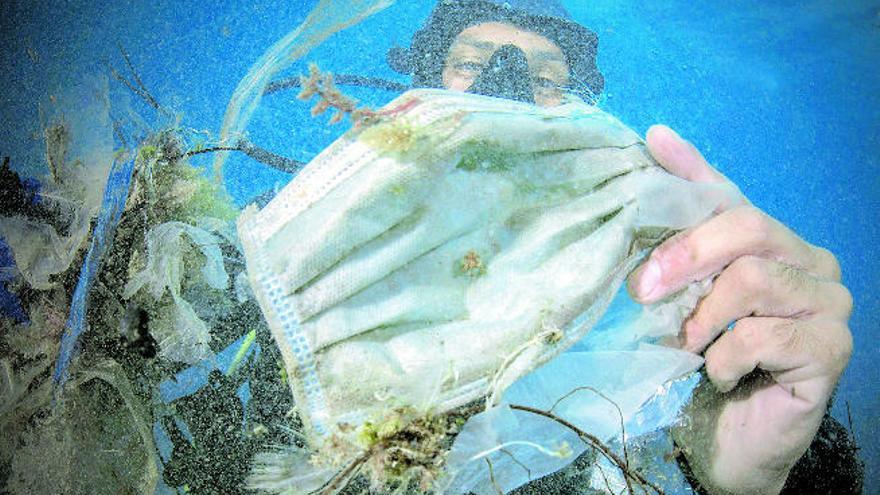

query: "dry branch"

left=508, top=404, right=665, bottom=495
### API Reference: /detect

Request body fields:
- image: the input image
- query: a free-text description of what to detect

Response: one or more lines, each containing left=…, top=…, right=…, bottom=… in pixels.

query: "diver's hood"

left=388, top=0, right=604, bottom=97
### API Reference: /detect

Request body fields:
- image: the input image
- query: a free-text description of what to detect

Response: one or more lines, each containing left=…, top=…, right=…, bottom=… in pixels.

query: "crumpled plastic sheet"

left=439, top=286, right=706, bottom=494
left=0, top=76, right=116, bottom=291
left=122, top=221, right=229, bottom=364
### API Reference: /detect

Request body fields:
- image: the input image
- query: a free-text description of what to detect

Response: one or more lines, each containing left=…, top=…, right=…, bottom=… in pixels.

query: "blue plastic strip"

left=236, top=381, right=251, bottom=429
left=151, top=420, right=184, bottom=495
left=159, top=360, right=215, bottom=404
left=159, top=333, right=259, bottom=403
left=152, top=333, right=260, bottom=484
left=52, top=158, right=136, bottom=390
left=153, top=420, right=175, bottom=463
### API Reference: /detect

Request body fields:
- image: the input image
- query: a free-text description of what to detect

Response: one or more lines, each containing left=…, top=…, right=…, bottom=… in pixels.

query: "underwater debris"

left=250, top=403, right=480, bottom=495
left=0, top=156, right=70, bottom=235
left=0, top=76, right=115, bottom=290
left=355, top=405, right=477, bottom=492
left=234, top=138, right=307, bottom=173
left=72, top=359, right=161, bottom=493
left=248, top=443, right=339, bottom=495
left=356, top=114, right=431, bottom=156
left=105, top=43, right=165, bottom=113
left=53, top=154, right=135, bottom=388
left=1, top=97, right=258, bottom=489
left=508, top=404, right=664, bottom=495
left=5, top=359, right=159, bottom=495
left=226, top=328, right=257, bottom=376
left=0, top=354, right=52, bottom=439
left=213, top=0, right=395, bottom=180
left=299, top=64, right=448, bottom=158
left=2, top=295, right=65, bottom=360
left=126, top=130, right=238, bottom=225
left=122, top=221, right=229, bottom=364
left=182, top=137, right=306, bottom=175
left=239, top=88, right=744, bottom=494
left=265, top=72, right=409, bottom=96
left=457, top=250, right=486, bottom=278
left=44, top=121, right=71, bottom=184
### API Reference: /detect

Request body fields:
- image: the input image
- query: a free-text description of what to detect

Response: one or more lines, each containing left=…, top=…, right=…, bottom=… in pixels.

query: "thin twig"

left=311, top=451, right=370, bottom=495
left=111, top=119, right=128, bottom=149
left=596, top=461, right=614, bottom=494
left=500, top=448, right=531, bottom=480
left=486, top=458, right=503, bottom=495
left=183, top=146, right=240, bottom=158
left=508, top=404, right=664, bottom=495
left=182, top=139, right=305, bottom=174
left=549, top=386, right=630, bottom=470
left=845, top=400, right=860, bottom=453
left=511, top=404, right=633, bottom=493
left=117, top=42, right=162, bottom=112
left=107, top=62, right=155, bottom=109
left=845, top=400, right=854, bottom=438
left=486, top=328, right=558, bottom=407
left=264, top=73, right=409, bottom=95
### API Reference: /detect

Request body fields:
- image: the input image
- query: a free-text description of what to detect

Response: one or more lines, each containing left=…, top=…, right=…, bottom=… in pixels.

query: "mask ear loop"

left=560, top=72, right=602, bottom=106
left=485, top=326, right=565, bottom=408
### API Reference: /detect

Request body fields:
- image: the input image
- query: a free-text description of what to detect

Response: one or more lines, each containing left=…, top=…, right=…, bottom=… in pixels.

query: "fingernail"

left=634, top=260, right=662, bottom=301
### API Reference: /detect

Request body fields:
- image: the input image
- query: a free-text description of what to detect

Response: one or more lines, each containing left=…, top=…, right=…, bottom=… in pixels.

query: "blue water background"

left=1, top=0, right=877, bottom=489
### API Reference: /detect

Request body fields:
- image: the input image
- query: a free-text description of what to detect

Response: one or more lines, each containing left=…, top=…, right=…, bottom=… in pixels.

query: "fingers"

left=682, top=256, right=853, bottom=352
left=638, top=124, right=852, bottom=406
left=704, top=317, right=853, bottom=400
left=628, top=205, right=841, bottom=303
left=645, top=125, right=728, bottom=183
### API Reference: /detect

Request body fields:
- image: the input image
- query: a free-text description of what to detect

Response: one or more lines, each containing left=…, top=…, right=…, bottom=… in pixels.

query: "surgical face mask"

left=238, top=89, right=740, bottom=461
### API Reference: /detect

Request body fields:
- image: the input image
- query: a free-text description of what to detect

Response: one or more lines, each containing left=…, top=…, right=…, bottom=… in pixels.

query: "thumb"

left=646, top=125, right=727, bottom=184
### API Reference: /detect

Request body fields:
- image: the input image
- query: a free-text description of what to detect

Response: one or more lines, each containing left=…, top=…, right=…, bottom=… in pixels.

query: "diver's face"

left=442, top=22, right=570, bottom=107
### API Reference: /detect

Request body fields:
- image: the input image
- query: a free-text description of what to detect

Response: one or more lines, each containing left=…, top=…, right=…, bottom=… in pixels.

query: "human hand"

left=628, top=125, right=853, bottom=494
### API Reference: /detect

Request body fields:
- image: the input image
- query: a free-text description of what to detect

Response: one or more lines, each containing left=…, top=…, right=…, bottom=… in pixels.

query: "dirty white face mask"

left=238, top=90, right=739, bottom=457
